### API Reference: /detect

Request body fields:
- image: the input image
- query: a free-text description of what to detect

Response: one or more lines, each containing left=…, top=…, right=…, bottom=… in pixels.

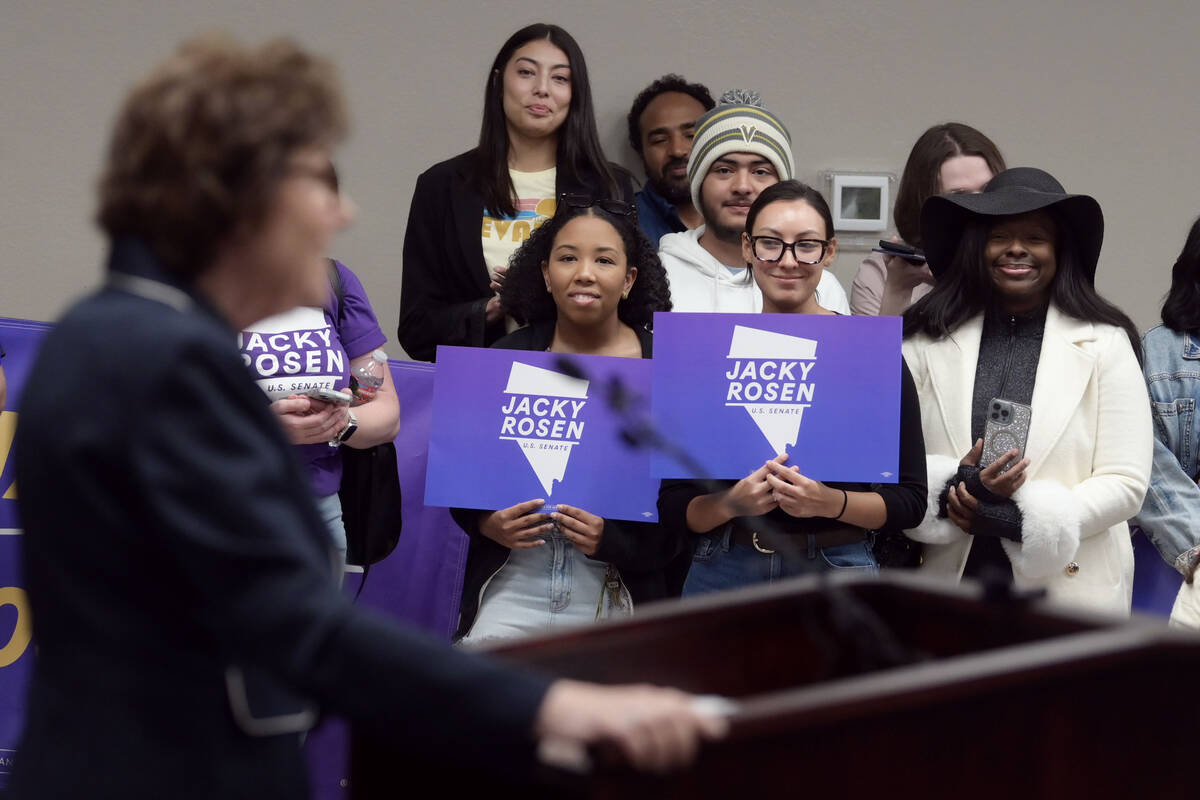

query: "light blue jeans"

left=314, top=492, right=347, bottom=585
left=683, top=524, right=877, bottom=597
left=461, top=526, right=629, bottom=645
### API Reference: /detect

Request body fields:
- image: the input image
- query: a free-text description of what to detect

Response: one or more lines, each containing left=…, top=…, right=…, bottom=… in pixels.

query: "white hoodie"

left=658, top=226, right=850, bottom=314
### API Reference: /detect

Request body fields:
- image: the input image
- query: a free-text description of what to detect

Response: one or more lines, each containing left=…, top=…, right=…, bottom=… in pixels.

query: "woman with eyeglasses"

left=851, top=123, right=1005, bottom=316
left=659, top=181, right=928, bottom=595
left=398, top=23, right=632, bottom=362
left=450, top=198, right=682, bottom=643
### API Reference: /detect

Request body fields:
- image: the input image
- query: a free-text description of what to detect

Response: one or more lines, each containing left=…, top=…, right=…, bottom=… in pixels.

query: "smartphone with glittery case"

left=982, top=398, right=1032, bottom=471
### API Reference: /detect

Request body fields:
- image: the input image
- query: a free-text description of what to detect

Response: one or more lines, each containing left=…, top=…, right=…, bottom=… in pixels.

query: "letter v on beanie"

left=686, top=88, right=794, bottom=212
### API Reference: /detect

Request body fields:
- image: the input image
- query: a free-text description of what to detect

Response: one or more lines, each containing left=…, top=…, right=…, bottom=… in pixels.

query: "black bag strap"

left=329, top=259, right=374, bottom=599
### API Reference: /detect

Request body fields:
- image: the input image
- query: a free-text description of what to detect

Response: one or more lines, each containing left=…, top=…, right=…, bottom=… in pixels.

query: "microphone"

left=555, top=355, right=634, bottom=414
left=553, top=355, right=587, bottom=381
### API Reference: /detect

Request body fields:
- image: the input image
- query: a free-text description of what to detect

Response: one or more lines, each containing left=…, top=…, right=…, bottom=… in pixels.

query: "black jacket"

left=12, top=239, right=550, bottom=798
left=451, top=322, right=688, bottom=641
left=397, top=150, right=633, bottom=361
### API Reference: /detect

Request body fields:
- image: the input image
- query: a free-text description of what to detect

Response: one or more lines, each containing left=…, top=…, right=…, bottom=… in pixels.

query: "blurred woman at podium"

left=10, top=34, right=722, bottom=798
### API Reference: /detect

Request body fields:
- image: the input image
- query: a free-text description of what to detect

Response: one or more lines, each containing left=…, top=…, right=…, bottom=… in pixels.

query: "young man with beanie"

left=658, top=90, right=850, bottom=313
left=627, top=74, right=714, bottom=246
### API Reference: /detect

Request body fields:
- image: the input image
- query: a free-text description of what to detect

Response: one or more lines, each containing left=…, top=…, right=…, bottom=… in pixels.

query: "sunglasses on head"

left=559, top=193, right=636, bottom=217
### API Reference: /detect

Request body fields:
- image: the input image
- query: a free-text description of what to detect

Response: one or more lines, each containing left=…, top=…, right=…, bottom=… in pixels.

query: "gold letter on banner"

left=0, top=411, right=16, bottom=499
left=0, top=587, right=32, bottom=667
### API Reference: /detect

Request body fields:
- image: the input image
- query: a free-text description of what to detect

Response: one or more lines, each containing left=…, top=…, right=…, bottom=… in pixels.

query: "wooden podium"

left=351, top=573, right=1200, bottom=798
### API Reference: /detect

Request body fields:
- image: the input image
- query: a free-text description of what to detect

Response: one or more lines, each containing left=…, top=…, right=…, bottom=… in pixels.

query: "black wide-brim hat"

left=920, top=167, right=1104, bottom=282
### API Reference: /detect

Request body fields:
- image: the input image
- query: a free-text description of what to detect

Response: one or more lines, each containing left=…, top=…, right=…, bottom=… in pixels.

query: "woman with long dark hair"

left=398, top=23, right=632, bottom=361
left=1131, top=215, right=1200, bottom=627
left=658, top=181, right=927, bottom=594
left=851, top=122, right=1004, bottom=316
left=901, top=167, right=1151, bottom=613
left=451, top=198, right=680, bottom=643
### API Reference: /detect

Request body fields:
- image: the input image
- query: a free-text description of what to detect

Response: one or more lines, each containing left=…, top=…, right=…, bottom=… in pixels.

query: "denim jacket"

left=1131, top=325, right=1200, bottom=573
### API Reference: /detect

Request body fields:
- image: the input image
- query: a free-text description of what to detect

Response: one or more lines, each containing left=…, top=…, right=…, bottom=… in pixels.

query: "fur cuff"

left=1000, top=479, right=1080, bottom=579
left=903, top=454, right=968, bottom=545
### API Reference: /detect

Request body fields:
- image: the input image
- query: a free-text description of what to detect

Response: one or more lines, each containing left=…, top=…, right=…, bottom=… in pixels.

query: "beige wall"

left=4, top=0, right=1197, bottom=355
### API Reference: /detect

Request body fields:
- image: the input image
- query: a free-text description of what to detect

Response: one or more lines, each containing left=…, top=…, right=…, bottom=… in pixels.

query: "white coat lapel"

left=924, top=315, right=983, bottom=459
left=1026, top=304, right=1096, bottom=473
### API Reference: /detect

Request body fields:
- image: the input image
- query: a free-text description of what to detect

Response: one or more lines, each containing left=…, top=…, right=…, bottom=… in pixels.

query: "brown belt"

left=729, top=520, right=867, bottom=556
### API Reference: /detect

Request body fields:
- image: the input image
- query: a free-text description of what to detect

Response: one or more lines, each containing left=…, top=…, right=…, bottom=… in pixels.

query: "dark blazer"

left=451, top=321, right=689, bottom=641
left=11, top=239, right=551, bottom=799
left=397, top=149, right=634, bottom=362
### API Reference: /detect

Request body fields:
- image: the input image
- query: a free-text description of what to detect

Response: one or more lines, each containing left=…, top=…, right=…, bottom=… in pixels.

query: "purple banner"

left=651, top=312, right=903, bottom=482
left=0, top=318, right=52, bottom=787
left=425, top=346, right=657, bottom=522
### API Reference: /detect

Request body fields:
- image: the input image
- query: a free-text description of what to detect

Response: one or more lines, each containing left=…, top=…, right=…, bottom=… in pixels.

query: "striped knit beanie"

left=687, top=89, right=794, bottom=212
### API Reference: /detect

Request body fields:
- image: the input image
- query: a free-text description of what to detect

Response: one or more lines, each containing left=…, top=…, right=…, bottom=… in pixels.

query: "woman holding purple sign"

left=451, top=198, right=682, bottom=643
left=901, top=167, right=1151, bottom=613
left=659, top=181, right=928, bottom=595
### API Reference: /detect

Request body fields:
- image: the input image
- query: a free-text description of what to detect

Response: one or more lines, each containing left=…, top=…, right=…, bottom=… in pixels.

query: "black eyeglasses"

left=560, top=193, right=637, bottom=217
left=748, top=235, right=829, bottom=264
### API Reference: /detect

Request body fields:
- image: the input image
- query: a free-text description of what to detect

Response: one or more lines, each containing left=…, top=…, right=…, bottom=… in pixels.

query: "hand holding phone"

left=306, top=387, right=352, bottom=405
left=981, top=398, right=1032, bottom=470
left=872, top=239, right=926, bottom=264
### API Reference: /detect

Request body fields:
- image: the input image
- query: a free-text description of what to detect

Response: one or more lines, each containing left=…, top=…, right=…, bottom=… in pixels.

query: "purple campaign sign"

left=425, top=346, right=657, bottom=522
left=651, top=312, right=902, bottom=482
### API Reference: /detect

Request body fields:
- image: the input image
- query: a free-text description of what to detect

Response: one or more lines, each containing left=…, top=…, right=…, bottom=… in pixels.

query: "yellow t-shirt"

left=481, top=167, right=557, bottom=277
left=482, top=167, right=557, bottom=332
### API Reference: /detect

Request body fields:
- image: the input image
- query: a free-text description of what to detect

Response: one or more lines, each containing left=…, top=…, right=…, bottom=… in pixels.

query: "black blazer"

left=397, top=150, right=633, bottom=362
left=11, top=239, right=551, bottom=798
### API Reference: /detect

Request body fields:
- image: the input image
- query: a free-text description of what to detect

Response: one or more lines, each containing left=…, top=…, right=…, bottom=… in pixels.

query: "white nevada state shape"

left=500, top=362, right=589, bottom=495
left=725, top=325, right=818, bottom=454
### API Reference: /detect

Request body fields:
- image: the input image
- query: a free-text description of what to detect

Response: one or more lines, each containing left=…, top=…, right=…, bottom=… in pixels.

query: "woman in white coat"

left=900, top=167, right=1151, bottom=614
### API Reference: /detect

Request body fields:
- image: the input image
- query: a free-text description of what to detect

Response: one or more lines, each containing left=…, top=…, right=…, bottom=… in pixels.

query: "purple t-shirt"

left=238, top=261, right=387, bottom=496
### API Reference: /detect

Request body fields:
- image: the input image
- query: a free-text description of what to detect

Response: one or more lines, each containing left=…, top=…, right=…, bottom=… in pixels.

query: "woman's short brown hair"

left=891, top=122, right=1005, bottom=248
left=97, top=34, right=348, bottom=280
